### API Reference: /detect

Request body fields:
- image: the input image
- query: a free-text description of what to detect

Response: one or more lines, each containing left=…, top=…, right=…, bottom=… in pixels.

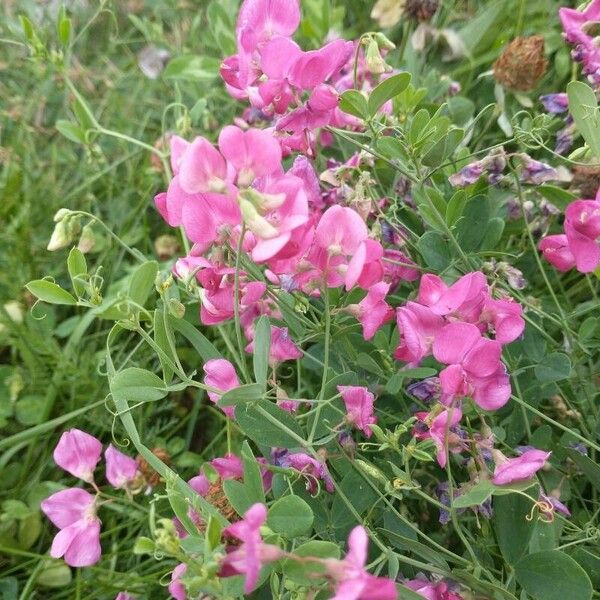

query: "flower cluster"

left=41, top=429, right=139, bottom=567
left=560, top=0, right=600, bottom=85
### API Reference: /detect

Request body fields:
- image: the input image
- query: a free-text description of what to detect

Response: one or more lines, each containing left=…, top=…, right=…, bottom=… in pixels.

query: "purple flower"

left=539, top=93, right=568, bottom=114
left=518, top=154, right=559, bottom=184
left=407, top=377, right=440, bottom=403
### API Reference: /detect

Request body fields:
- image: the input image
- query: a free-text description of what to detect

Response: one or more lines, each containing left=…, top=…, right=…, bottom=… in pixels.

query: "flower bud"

left=365, top=39, right=389, bottom=75
left=77, top=223, right=96, bottom=254
left=239, top=198, right=278, bottom=239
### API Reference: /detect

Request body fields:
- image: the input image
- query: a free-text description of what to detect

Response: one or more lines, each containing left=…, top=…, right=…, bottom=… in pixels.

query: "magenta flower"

left=433, top=322, right=510, bottom=410
left=168, top=563, right=187, bottom=600
left=538, top=234, right=577, bottom=272
left=324, top=526, right=398, bottom=600
left=236, top=0, right=301, bottom=50
left=246, top=325, right=303, bottom=364
left=41, top=488, right=101, bottom=567
left=427, top=407, right=464, bottom=468
left=480, top=297, right=525, bottom=344
left=345, top=239, right=386, bottom=290
left=564, top=198, right=600, bottom=273
left=492, top=449, right=551, bottom=485
left=177, top=136, right=227, bottom=194
left=105, top=444, right=138, bottom=489
left=53, top=429, right=102, bottom=483
left=220, top=503, right=283, bottom=594
left=219, top=125, right=282, bottom=186
left=395, top=302, right=444, bottom=366
left=203, top=359, right=241, bottom=418
left=315, top=205, right=368, bottom=256
left=405, top=578, right=463, bottom=600
left=273, top=450, right=335, bottom=494
left=348, top=281, right=394, bottom=341
left=418, top=272, right=487, bottom=323
left=560, top=0, right=600, bottom=83
left=337, top=386, right=377, bottom=437
left=115, top=594, right=136, bottom=600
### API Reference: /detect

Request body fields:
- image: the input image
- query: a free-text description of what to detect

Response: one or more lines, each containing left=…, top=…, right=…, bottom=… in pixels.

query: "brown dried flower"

left=137, top=448, right=171, bottom=487
left=493, top=36, right=548, bottom=92
left=404, top=0, right=439, bottom=22
left=571, top=164, right=600, bottom=198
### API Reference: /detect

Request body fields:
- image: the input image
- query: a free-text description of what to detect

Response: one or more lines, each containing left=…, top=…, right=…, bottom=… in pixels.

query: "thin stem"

left=233, top=225, right=251, bottom=383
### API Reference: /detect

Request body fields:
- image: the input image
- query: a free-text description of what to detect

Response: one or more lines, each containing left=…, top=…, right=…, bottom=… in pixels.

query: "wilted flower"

left=493, top=36, right=548, bottom=91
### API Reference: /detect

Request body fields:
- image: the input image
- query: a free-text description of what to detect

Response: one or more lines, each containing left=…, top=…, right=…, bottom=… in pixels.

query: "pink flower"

left=337, top=386, right=377, bottom=437
left=418, top=272, right=487, bottom=323
left=288, top=39, right=354, bottom=90
left=564, top=198, right=600, bottom=273
left=349, top=281, right=394, bottom=341
left=433, top=322, right=510, bottom=410
left=220, top=503, right=283, bottom=594
left=405, top=578, right=463, bottom=600
left=177, top=136, right=227, bottom=194
left=41, top=488, right=101, bottom=567
left=181, top=190, right=241, bottom=254
left=274, top=450, right=335, bottom=494
left=492, top=449, right=551, bottom=485
left=427, top=407, right=464, bottom=468
left=246, top=325, right=302, bottom=364
left=539, top=234, right=576, bottom=272
left=203, top=359, right=241, bottom=418
left=345, top=239, right=385, bottom=290
left=115, top=594, right=136, bottom=600
left=316, top=205, right=368, bottom=255
left=480, top=298, right=525, bottom=344
left=168, top=563, right=187, bottom=600
left=236, top=0, right=301, bottom=51
left=395, top=302, right=444, bottom=365
left=248, top=173, right=310, bottom=263
left=382, top=248, right=420, bottom=287
left=105, top=444, right=138, bottom=489
left=324, top=526, right=398, bottom=600
left=53, top=429, right=102, bottom=483
left=218, top=125, right=282, bottom=187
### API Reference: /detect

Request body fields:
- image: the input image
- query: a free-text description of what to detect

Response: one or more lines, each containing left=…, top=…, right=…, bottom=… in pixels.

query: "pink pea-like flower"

left=492, top=449, right=551, bottom=485
left=105, top=444, right=138, bottom=489
left=53, top=428, right=102, bottom=483
left=203, top=359, right=241, bottom=419
left=41, top=488, right=101, bottom=567
left=168, top=563, right=187, bottom=600
left=324, top=526, right=398, bottom=599
left=538, top=234, right=577, bottom=272
left=337, top=385, right=377, bottom=438
left=219, top=503, right=283, bottom=594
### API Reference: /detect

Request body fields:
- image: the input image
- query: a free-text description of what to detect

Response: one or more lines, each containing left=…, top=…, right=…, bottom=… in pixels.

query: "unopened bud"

left=78, top=223, right=96, bottom=254
left=167, top=298, right=186, bottom=319
left=47, top=220, right=70, bottom=251
left=365, top=39, right=389, bottom=75
left=374, top=32, right=396, bottom=51
left=240, top=199, right=278, bottom=239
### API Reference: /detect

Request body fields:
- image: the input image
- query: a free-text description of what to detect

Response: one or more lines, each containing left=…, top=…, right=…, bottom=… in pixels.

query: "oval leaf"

left=25, top=280, right=77, bottom=305
left=267, top=495, right=313, bottom=537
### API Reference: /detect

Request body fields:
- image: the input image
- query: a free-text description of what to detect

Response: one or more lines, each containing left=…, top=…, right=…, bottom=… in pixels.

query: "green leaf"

left=417, top=231, right=452, bottom=270
left=515, top=550, right=593, bottom=600
left=537, top=185, right=577, bottom=211
left=110, top=367, right=167, bottom=403
left=67, top=247, right=87, bottom=297
left=25, top=280, right=77, bottom=305
left=253, top=315, right=271, bottom=390
left=57, top=13, right=72, bottom=48
left=281, top=541, right=340, bottom=582
left=332, top=469, right=378, bottom=528
left=446, top=189, right=468, bottom=226
left=339, top=90, right=368, bottom=119
left=386, top=368, right=438, bottom=394
left=453, top=480, right=494, bottom=508
left=129, top=261, right=158, bottom=310
left=55, top=120, right=86, bottom=144
left=534, top=352, right=571, bottom=382
left=235, top=400, right=305, bottom=448
left=217, top=383, right=264, bottom=407
left=379, top=529, right=449, bottom=569
left=133, top=536, right=155, bottom=555
left=494, top=492, right=536, bottom=564
left=241, top=441, right=266, bottom=505
left=168, top=315, right=220, bottom=361
left=223, top=479, right=256, bottom=516
left=162, top=55, right=221, bottom=81
left=565, top=449, right=600, bottom=492
left=367, top=72, right=411, bottom=116
left=153, top=309, right=175, bottom=384
left=267, top=495, right=314, bottom=537
left=567, top=81, right=600, bottom=158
